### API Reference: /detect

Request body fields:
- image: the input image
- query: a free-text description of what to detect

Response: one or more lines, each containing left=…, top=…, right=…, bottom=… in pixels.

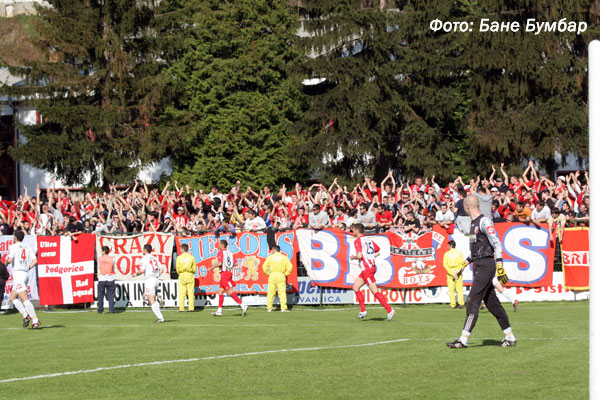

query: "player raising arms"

left=8, top=230, right=40, bottom=329
left=208, top=240, right=248, bottom=317
left=134, top=244, right=165, bottom=323
left=350, top=223, right=395, bottom=321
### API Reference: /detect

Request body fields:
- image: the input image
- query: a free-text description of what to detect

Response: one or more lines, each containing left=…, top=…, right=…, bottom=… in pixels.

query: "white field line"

left=0, top=339, right=409, bottom=384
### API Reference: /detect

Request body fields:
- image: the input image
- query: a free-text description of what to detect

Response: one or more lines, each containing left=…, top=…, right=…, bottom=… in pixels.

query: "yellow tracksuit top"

left=176, top=252, right=197, bottom=274
left=443, top=248, right=466, bottom=275
left=262, top=252, right=292, bottom=276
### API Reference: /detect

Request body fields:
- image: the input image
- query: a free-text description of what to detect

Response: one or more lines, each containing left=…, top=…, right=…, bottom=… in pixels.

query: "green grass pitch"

left=0, top=301, right=588, bottom=399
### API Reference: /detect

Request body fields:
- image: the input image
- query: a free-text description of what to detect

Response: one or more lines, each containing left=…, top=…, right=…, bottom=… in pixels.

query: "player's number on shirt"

left=150, top=259, right=160, bottom=273
left=16, top=248, right=28, bottom=267
left=365, top=242, right=375, bottom=255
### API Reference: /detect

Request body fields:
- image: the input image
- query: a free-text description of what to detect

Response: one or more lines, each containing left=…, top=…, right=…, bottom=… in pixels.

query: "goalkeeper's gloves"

left=495, top=259, right=509, bottom=285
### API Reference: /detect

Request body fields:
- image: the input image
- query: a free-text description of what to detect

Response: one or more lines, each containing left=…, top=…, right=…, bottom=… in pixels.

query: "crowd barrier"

left=0, top=225, right=590, bottom=308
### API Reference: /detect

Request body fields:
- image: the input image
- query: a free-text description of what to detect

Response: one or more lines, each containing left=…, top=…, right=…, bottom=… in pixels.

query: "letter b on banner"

left=308, top=231, right=341, bottom=283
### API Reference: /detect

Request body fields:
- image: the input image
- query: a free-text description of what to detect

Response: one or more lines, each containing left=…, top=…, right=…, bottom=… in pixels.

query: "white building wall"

left=0, top=0, right=50, bottom=17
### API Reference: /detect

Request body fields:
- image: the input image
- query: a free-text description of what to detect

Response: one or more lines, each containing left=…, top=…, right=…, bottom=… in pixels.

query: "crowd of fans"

left=0, top=162, right=589, bottom=242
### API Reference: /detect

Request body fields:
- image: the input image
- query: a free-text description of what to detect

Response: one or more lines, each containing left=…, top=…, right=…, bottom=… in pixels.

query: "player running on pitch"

left=8, top=230, right=40, bottom=329
left=208, top=240, right=248, bottom=317
left=350, top=223, right=395, bottom=321
left=134, top=244, right=166, bottom=323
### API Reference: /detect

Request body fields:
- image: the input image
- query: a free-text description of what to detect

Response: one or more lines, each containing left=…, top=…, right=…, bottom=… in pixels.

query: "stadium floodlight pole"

left=589, top=40, right=600, bottom=400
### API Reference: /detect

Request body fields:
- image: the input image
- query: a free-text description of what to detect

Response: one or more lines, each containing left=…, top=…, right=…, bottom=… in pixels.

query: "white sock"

left=460, top=330, right=471, bottom=345
left=505, top=334, right=516, bottom=341
left=12, top=298, right=27, bottom=317
left=23, top=300, right=38, bottom=323
left=217, top=307, right=223, bottom=312
left=151, top=303, right=163, bottom=320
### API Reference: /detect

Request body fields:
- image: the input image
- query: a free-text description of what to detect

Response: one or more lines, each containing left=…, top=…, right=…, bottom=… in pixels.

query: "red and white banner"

left=561, top=227, right=589, bottom=290
left=176, top=231, right=299, bottom=295
left=38, top=234, right=95, bottom=305
left=298, top=224, right=555, bottom=289
left=96, top=233, right=174, bottom=280
left=297, top=228, right=446, bottom=289
left=1, top=235, right=39, bottom=308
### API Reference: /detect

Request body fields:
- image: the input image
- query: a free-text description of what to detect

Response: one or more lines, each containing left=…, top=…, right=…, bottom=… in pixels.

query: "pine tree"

left=463, top=0, right=598, bottom=176
left=291, top=0, right=474, bottom=184
left=166, top=0, right=304, bottom=190
left=1, top=0, right=174, bottom=189
left=291, top=0, right=596, bottom=183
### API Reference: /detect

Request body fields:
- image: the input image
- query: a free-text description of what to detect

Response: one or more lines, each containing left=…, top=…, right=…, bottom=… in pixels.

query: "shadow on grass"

left=475, top=339, right=502, bottom=347
left=36, top=325, right=66, bottom=330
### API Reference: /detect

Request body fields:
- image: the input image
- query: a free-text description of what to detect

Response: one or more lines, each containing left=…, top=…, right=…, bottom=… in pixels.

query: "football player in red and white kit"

left=8, top=230, right=40, bottom=329
left=208, top=240, right=248, bottom=317
left=350, top=223, right=395, bottom=321
left=133, top=244, right=166, bottom=323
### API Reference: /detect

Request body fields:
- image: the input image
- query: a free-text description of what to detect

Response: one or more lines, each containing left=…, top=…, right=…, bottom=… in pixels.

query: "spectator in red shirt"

left=375, top=204, right=393, bottom=232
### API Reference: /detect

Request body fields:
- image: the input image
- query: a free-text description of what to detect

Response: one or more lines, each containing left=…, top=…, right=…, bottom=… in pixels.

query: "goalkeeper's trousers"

left=462, top=257, right=511, bottom=333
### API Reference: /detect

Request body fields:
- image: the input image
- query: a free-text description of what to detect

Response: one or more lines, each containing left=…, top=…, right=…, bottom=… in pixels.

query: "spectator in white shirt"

left=243, top=209, right=266, bottom=231
left=309, top=205, right=330, bottom=230
left=531, top=202, right=551, bottom=226
left=435, top=203, right=455, bottom=230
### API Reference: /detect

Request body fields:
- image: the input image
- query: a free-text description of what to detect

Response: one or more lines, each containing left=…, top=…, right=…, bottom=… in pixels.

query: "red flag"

left=38, top=234, right=95, bottom=305
left=561, top=228, right=589, bottom=290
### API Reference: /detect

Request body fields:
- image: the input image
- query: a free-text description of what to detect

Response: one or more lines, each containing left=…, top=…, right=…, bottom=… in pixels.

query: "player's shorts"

left=219, top=270, right=235, bottom=291
left=12, top=270, right=29, bottom=293
left=144, top=278, right=159, bottom=296
left=359, top=266, right=377, bottom=285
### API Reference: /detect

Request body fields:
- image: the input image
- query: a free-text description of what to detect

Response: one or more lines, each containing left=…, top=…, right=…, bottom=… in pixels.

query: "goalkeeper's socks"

left=355, top=291, right=366, bottom=312
left=460, top=331, right=471, bottom=345
left=503, top=328, right=516, bottom=341
left=230, top=293, right=242, bottom=305
left=23, top=300, right=38, bottom=323
left=151, top=303, right=164, bottom=320
left=12, top=298, right=27, bottom=317
left=218, top=294, right=224, bottom=308
left=374, top=292, right=392, bottom=313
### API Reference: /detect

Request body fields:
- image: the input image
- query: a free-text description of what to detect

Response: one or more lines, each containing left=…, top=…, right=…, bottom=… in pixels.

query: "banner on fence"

left=357, top=272, right=588, bottom=305
left=38, top=234, right=95, bottom=305
left=290, top=277, right=354, bottom=305
left=1, top=234, right=39, bottom=308
left=448, top=223, right=554, bottom=287
left=561, top=228, right=589, bottom=290
left=176, top=231, right=299, bottom=295
left=92, top=280, right=271, bottom=308
left=297, top=228, right=446, bottom=289
left=298, top=224, right=554, bottom=290
left=96, top=233, right=174, bottom=280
